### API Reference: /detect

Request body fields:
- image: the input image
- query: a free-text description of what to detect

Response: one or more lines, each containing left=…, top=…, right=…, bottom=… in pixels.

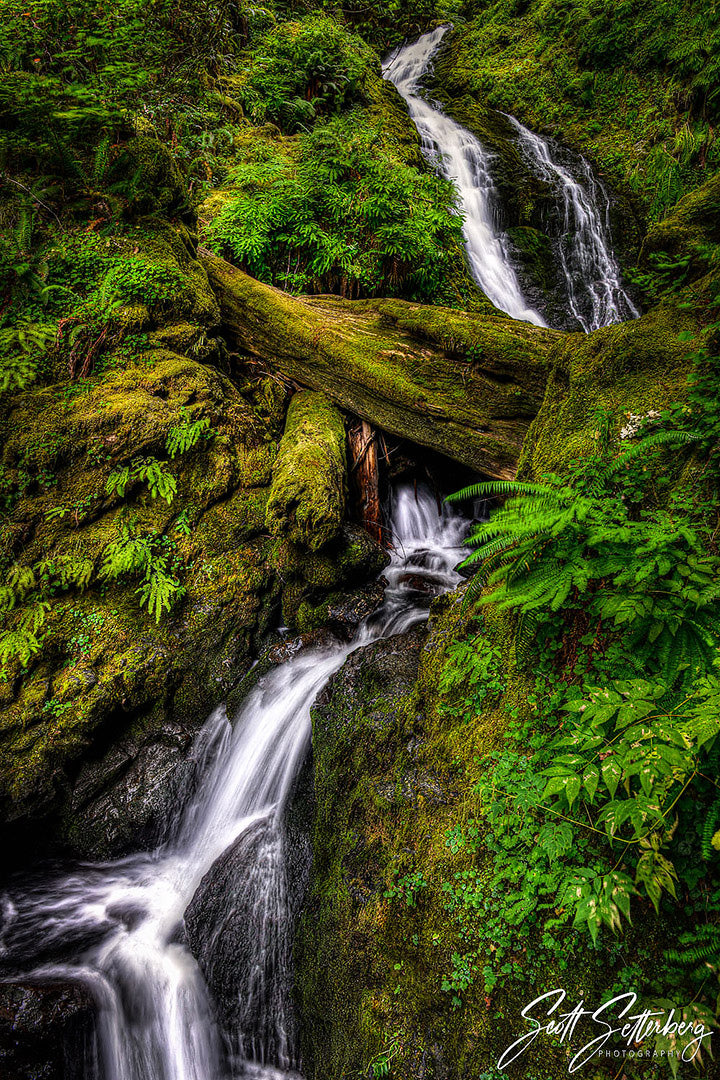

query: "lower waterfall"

left=0, top=483, right=468, bottom=1080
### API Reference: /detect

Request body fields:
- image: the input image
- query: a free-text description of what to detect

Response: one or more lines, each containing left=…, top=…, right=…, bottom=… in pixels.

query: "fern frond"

left=614, top=429, right=698, bottom=470
left=447, top=480, right=561, bottom=503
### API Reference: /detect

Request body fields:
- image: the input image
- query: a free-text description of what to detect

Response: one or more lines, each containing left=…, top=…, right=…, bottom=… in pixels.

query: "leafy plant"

left=208, top=110, right=465, bottom=301
left=100, top=524, right=184, bottom=622
left=106, top=457, right=177, bottom=505
left=449, top=427, right=715, bottom=688
left=165, top=409, right=213, bottom=458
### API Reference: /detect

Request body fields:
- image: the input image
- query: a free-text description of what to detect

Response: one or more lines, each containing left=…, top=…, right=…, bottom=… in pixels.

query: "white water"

left=0, top=484, right=467, bottom=1080
left=383, top=27, right=546, bottom=327
left=505, top=115, right=639, bottom=332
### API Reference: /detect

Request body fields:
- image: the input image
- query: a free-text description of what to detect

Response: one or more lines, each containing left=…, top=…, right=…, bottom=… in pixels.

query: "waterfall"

left=383, top=28, right=638, bottom=333
left=505, top=115, right=639, bottom=332
left=382, top=27, right=546, bottom=327
left=0, top=484, right=468, bottom=1080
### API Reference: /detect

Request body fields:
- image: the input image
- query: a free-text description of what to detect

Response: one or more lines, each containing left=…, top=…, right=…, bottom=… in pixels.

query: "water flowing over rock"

left=0, top=485, right=469, bottom=1080
left=383, top=27, right=546, bottom=327
left=505, top=115, right=639, bottom=331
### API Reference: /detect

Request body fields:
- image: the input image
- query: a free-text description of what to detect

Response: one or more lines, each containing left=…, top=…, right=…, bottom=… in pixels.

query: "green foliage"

left=438, top=633, right=505, bottom=719
left=165, top=409, right=213, bottom=458
left=233, top=15, right=373, bottom=132
left=0, top=554, right=93, bottom=671
left=209, top=112, right=464, bottom=300
left=450, top=426, right=716, bottom=688
left=0, top=322, right=56, bottom=391
left=107, top=457, right=178, bottom=505
left=368, top=1034, right=401, bottom=1079
left=384, top=869, right=427, bottom=908
left=100, top=524, right=184, bottom=622
left=438, top=406, right=720, bottom=1026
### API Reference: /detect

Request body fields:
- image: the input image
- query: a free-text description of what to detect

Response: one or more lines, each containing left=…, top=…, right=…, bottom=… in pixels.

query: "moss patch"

left=266, top=390, right=347, bottom=552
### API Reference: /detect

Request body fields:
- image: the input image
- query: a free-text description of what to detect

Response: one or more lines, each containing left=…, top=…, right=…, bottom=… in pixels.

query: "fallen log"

left=202, top=251, right=562, bottom=479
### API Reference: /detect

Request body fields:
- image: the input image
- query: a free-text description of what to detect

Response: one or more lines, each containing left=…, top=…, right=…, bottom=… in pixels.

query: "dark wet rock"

left=63, top=722, right=201, bottom=859
left=184, top=752, right=314, bottom=1062
left=0, top=981, right=96, bottom=1080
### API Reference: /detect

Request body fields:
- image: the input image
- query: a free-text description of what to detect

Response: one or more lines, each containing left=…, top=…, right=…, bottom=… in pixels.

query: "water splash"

left=0, top=484, right=468, bottom=1080
left=383, top=27, right=546, bottom=327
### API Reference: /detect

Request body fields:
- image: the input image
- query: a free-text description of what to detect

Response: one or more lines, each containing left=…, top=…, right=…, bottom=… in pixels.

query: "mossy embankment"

left=431, top=0, right=720, bottom=227
left=295, top=188, right=717, bottom=1079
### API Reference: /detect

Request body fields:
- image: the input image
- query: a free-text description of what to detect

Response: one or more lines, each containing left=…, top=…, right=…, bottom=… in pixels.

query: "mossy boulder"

left=275, top=524, right=389, bottom=631
left=266, top=390, right=347, bottom=552
left=296, top=589, right=676, bottom=1079
left=117, top=117, right=192, bottom=223
left=639, top=170, right=720, bottom=280
left=0, top=352, right=283, bottom=851
left=518, top=302, right=695, bottom=479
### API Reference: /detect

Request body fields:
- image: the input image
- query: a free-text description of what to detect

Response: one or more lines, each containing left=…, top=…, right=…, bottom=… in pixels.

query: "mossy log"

left=202, top=251, right=560, bottom=479
left=266, top=390, right=347, bottom=552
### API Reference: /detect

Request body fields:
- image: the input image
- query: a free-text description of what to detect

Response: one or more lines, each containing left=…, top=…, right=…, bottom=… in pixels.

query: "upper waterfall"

left=383, top=28, right=547, bottom=327
left=384, top=27, right=638, bottom=333
left=505, top=115, right=639, bottom=332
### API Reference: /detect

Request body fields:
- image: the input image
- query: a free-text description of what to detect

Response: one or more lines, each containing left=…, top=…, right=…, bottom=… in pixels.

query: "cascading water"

left=382, top=27, right=546, bottom=327
left=0, top=483, right=468, bottom=1080
left=383, top=28, right=638, bottom=333
left=505, top=115, right=639, bottom=332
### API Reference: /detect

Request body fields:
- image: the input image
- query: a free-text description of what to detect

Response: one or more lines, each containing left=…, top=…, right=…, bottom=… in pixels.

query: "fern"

left=100, top=525, right=184, bottom=622
left=165, top=409, right=213, bottom=458
left=137, top=555, right=183, bottom=623
left=449, top=425, right=711, bottom=685
left=664, top=924, right=720, bottom=988
left=100, top=526, right=154, bottom=579
left=106, top=457, right=177, bottom=505
left=701, top=796, right=720, bottom=861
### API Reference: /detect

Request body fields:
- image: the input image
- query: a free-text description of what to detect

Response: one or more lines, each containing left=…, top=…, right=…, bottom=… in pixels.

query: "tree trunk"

left=201, top=250, right=560, bottom=480
left=348, top=420, right=384, bottom=545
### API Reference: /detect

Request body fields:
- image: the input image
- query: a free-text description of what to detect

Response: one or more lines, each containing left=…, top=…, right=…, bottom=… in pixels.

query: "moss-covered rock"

left=518, top=302, right=695, bottom=479
left=266, top=390, right=347, bottom=552
left=0, top=352, right=283, bottom=848
left=296, top=588, right=676, bottom=1079
left=639, top=170, right=720, bottom=276
left=118, top=117, right=192, bottom=223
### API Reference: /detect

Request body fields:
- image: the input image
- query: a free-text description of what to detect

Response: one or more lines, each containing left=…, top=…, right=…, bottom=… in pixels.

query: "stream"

left=0, top=484, right=468, bottom=1080
left=383, top=26, right=636, bottom=331
left=0, top=25, right=643, bottom=1080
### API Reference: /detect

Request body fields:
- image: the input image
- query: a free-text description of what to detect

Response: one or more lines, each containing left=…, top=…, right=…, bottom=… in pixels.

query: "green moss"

left=518, top=303, right=695, bottom=479
left=432, top=6, right=720, bottom=226
left=265, top=390, right=347, bottom=552
left=204, top=252, right=559, bottom=480
left=640, top=169, right=720, bottom=267
left=0, top=353, right=283, bottom=826
left=119, top=118, right=191, bottom=221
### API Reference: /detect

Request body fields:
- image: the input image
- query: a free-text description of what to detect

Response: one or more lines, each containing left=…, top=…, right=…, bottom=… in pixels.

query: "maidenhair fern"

left=0, top=554, right=94, bottom=670
left=100, top=524, right=184, bottom=622
left=106, top=457, right=177, bottom=505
